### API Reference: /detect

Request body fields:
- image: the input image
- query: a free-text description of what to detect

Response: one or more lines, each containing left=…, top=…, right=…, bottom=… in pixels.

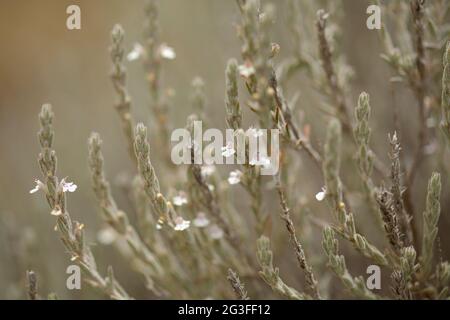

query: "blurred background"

left=0, top=0, right=448, bottom=299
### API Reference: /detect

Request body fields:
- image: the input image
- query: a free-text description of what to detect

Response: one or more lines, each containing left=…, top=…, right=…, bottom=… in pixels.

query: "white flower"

left=238, top=63, right=255, bottom=78
left=159, top=43, right=176, bottom=60
left=173, top=191, right=188, bottom=206
left=97, top=228, right=117, bottom=245
left=228, top=170, right=242, bottom=185
left=221, top=143, right=236, bottom=158
left=51, top=208, right=62, bottom=216
left=201, top=165, right=216, bottom=178
left=249, top=156, right=271, bottom=169
left=127, top=43, right=145, bottom=61
left=193, top=212, right=210, bottom=228
left=249, top=127, right=264, bottom=138
left=156, top=223, right=163, bottom=230
left=173, top=216, right=191, bottom=231
left=315, top=187, right=327, bottom=201
left=61, top=179, right=77, bottom=193
left=208, top=224, right=224, bottom=240
left=29, top=180, right=45, bottom=194
left=207, top=184, right=215, bottom=192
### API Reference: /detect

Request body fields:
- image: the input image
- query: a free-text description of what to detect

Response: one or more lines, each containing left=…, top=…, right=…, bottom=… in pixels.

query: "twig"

left=26, top=270, right=38, bottom=300
left=274, top=173, right=321, bottom=299
left=227, top=268, right=250, bottom=300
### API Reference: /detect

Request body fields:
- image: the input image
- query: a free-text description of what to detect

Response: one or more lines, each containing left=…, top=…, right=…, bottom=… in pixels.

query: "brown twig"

left=274, top=173, right=321, bottom=299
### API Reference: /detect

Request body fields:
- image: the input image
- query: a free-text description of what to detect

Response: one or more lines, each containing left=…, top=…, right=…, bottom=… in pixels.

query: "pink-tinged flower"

left=238, top=62, right=255, bottom=78
left=193, top=212, right=210, bottom=228
left=60, top=179, right=78, bottom=193
left=173, top=216, right=191, bottom=231
left=173, top=191, right=188, bottom=206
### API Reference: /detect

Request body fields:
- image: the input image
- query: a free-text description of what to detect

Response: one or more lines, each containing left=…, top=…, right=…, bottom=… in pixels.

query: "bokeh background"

left=0, top=0, right=448, bottom=299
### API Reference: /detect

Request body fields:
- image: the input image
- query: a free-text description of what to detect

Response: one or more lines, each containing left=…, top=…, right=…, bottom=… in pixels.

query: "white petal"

left=29, top=180, right=44, bottom=194
left=174, top=217, right=191, bottom=231
left=159, top=44, right=176, bottom=60
left=221, top=144, right=236, bottom=158
left=97, top=228, right=117, bottom=245
left=51, top=208, right=62, bottom=216
left=253, top=129, right=264, bottom=138
left=127, top=43, right=144, bottom=61
left=228, top=170, right=242, bottom=185
left=201, top=165, right=216, bottom=178
left=173, top=192, right=188, bottom=206
left=62, top=181, right=78, bottom=193
left=238, top=64, right=255, bottom=78
left=193, top=212, right=210, bottom=228
left=315, top=189, right=326, bottom=202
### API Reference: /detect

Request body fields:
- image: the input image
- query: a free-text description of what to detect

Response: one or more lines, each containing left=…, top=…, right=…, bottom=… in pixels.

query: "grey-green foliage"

left=354, top=92, right=373, bottom=176
left=134, top=123, right=176, bottom=227
left=225, top=58, right=242, bottom=130
left=256, top=236, right=308, bottom=300
left=88, top=132, right=163, bottom=278
left=421, top=172, right=441, bottom=278
left=322, top=227, right=378, bottom=300
left=323, top=119, right=387, bottom=266
left=36, top=105, right=130, bottom=300
left=391, top=246, right=417, bottom=299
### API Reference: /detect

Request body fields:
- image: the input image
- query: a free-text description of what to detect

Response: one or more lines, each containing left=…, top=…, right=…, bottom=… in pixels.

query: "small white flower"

left=159, top=43, right=176, bottom=60
left=315, top=187, right=327, bottom=202
left=249, top=127, right=264, bottom=138
left=127, top=43, right=145, bottom=61
left=193, top=212, right=210, bottom=228
left=173, top=216, right=191, bottom=231
left=51, top=208, right=62, bottom=216
left=173, top=191, right=188, bottom=206
left=207, top=184, right=215, bottom=192
left=61, top=179, right=77, bottom=193
left=156, top=223, right=163, bottom=230
left=208, top=224, right=224, bottom=240
left=228, top=170, right=242, bottom=185
left=201, top=165, right=216, bottom=178
left=29, top=180, right=45, bottom=194
left=221, top=143, right=236, bottom=158
left=249, top=156, right=271, bottom=169
left=97, top=228, right=117, bottom=245
left=238, top=63, right=255, bottom=78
